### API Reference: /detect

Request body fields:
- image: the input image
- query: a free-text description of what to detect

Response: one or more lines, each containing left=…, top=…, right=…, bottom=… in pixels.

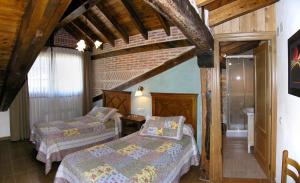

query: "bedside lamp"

left=135, top=86, right=144, bottom=96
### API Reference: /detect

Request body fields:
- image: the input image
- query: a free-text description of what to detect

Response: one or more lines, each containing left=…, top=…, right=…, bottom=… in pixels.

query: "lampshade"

left=94, top=40, right=103, bottom=49
left=76, top=39, right=86, bottom=52
left=135, top=86, right=144, bottom=96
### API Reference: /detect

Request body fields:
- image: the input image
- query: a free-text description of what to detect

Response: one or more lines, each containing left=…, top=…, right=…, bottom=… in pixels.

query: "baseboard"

left=0, top=136, right=11, bottom=141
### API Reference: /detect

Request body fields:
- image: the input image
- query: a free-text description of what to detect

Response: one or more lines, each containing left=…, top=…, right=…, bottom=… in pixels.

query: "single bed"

left=54, top=92, right=199, bottom=183
left=30, top=90, right=131, bottom=174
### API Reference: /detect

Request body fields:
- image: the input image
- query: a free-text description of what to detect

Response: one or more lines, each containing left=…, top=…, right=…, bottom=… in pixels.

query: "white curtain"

left=28, top=47, right=83, bottom=127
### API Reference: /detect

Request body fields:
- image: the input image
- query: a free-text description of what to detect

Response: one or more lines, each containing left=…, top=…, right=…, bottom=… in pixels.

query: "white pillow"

left=87, top=106, right=118, bottom=122
left=139, top=116, right=185, bottom=140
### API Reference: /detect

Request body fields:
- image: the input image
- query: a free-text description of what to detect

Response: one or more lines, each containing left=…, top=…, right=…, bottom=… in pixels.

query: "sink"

left=243, top=107, right=254, bottom=114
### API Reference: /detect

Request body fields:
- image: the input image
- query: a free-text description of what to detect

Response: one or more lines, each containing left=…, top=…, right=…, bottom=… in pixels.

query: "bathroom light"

left=94, top=40, right=102, bottom=49
left=135, top=86, right=144, bottom=97
left=76, top=40, right=86, bottom=52
left=236, top=76, right=241, bottom=80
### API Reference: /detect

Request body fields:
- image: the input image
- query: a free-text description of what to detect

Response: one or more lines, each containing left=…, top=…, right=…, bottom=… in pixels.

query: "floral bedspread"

left=55, top=130, right=199, bottom=183
left=30, top=114, right=121, bottom=174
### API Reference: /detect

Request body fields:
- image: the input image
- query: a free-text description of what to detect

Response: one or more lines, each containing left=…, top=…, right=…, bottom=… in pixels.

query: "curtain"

left=9, top=80, right=30, bottom=141
left=82, top=51, right=92, bottom=114
left=28, top=47, right=83, bottom=128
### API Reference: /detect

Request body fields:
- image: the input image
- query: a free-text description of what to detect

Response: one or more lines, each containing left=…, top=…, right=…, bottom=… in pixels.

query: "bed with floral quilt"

left=54, top=124, right=199, bottom=183
left=30, top=107, right=122, bottom=174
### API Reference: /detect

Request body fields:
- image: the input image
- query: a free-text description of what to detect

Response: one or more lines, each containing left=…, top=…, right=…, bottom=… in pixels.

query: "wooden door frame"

left=210, top=32, right=277, bottom=182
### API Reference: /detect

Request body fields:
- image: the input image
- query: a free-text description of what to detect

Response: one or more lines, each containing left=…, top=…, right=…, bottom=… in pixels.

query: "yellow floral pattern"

left=171, top=121, right=178, bottom=129
left=132, top=166, right=157, bottom=183
left=86, top=144, right=105, bottom=152
left=155, top=142, right=174, bottom=153
left=63, top=128, right=80, bottom=137
left=84, top=164, right=113, bottom=183
left=118, top=144, right=139, bottom=155
left=156, top=128, right=163, bottom=136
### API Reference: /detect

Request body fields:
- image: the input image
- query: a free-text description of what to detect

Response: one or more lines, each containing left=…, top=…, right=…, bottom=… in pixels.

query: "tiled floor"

left=0, top=140, right=206, bottom=183
left=223, top=137, right=267, bottom=179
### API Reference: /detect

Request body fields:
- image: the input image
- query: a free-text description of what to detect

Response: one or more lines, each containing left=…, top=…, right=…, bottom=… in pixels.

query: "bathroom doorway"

left=210, top=32, right=277, bottom=182
left=220, top=40, right=273, bottom=180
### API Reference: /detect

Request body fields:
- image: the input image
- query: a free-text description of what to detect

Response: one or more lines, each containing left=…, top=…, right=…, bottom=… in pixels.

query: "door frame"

left=210, top=32, right=277, bottom=182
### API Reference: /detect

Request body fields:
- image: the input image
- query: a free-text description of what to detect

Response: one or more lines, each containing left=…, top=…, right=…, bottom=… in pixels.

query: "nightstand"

left=121, top=114, right=145, bottom=137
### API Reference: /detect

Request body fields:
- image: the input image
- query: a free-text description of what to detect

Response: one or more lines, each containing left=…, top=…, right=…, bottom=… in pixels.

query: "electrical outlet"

left=280, top=22, right=283, bottom=33
left=279, top=116, right=283, bottom=125
left=137, top=108, right=145, bottom=115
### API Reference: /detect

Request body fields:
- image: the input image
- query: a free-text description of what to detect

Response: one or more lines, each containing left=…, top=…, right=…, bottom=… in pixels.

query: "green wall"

left=125, top=57, right=202, bottom=151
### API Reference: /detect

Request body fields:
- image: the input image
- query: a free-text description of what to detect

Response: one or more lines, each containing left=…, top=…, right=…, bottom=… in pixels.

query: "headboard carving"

left=102, top=90, right=131, bottom=115
left=151, top=92, right=198, bottom=133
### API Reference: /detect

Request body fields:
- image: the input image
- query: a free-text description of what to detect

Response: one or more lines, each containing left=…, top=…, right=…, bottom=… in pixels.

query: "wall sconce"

left=135, top=86, right=144, bottom=97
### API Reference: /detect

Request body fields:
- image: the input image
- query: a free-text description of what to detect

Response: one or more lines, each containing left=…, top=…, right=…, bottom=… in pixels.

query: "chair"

left=281, top=150, right=300, bottom=183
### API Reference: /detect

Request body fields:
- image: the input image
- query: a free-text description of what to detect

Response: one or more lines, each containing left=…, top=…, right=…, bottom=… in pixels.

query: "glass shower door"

left=227, top=57, right=254, bottom=130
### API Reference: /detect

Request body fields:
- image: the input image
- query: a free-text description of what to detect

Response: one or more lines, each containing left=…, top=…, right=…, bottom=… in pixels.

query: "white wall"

left=0, top=111, right=10, bottom=138
left=276, top=0, right=300, bottom=182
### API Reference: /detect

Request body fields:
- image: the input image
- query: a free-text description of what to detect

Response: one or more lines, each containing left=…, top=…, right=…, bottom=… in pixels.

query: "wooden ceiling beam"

left=73, top=18, right=103, bottom=43
left=57, top=0, right=102, bottom=28
left=209, top=0, right=278, bottom=27
left=64, top=25, right=84, bottom=41
left=196, top=0, right=217, bottom=6
left=143, top=0, right=213, bottom=55
left=0, top=0, right=72, bottom=111
left=83, top=11, right=115, bottom=47
left=121, top=0, right=149, bottom=40
left=92, top=39, right=192, bottom=60
left=156, top=12, right=171, bottom=36
left=95, top=3, right=129, bottom=44
left=68, top=22, right=95, bottom=48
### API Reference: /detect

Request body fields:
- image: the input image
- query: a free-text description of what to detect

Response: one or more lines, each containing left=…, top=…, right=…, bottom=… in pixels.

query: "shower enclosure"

left=226, top=56, right=254, bottom=131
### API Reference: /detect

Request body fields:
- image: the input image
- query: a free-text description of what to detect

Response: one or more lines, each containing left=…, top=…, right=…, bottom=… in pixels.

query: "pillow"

left=139, top=116, right=185, bottom=140
left=87, top=106, right=118, bottom=122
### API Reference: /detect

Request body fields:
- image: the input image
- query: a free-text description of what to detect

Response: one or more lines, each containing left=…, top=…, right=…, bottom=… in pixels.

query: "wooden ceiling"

left=0, top=0, right=279, bottom=110
left=59, top=0, right=174, bottom=47
left=219, top=41, right=260, bottom=68
left=0, top=1, right=28, bottom=89
left=196, top=0, right=278, bottom=27
left=0, top=0, right=71, bottom=110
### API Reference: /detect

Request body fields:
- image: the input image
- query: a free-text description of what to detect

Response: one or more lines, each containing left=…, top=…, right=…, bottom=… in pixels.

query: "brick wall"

left=53, top=28, right=77, bottom=48
left=92, top=27, right=193, bottom=97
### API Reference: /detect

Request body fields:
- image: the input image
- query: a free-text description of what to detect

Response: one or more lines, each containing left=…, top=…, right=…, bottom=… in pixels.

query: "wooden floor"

left=223, top=137, right=267, bottom=179
left=0, top=139, right=270, bottom=183
left=0, top=140, right=208, bottom=183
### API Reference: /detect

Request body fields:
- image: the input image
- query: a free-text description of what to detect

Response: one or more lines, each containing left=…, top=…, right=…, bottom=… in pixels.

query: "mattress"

left=30, top=114, right=121, bottom=174
left=54, top=130, right=199, bottom=183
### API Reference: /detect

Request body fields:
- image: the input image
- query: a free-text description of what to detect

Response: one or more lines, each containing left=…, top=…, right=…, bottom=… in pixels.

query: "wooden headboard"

left=151, top=92, right=198, bottom=133
left=102, top=90, right=131, bottom=115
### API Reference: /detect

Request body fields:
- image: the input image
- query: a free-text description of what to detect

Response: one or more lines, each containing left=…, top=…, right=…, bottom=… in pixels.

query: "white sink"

left=243, top=107, right=254, bottom=114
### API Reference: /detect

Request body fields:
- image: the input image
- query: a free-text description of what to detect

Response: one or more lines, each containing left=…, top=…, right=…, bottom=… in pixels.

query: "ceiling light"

left=236, top=76, right=241, bottom=80
left=94, top=40, right=103, bottom=49
left=76, top=39, right=86, bottom=52
left=228, top=62, right=232, bottom=66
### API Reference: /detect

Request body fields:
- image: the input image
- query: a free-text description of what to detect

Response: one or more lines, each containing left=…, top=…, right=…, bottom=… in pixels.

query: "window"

left=28, top=47, right=83, bottom=97
left=28, top=47, right=84, bottom=126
